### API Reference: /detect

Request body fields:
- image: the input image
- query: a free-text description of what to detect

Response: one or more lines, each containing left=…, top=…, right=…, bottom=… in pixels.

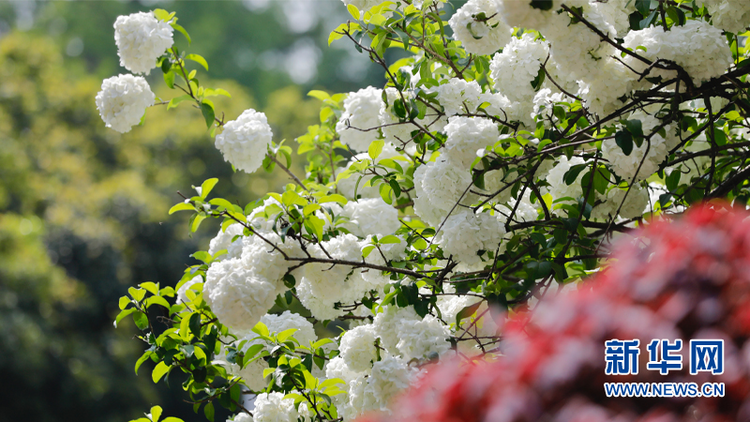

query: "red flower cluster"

left=367, top=203, right=750, bottom=422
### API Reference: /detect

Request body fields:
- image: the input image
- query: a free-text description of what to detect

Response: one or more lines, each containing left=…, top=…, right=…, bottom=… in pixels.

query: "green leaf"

left=614, top=130, right=633, bottom=156
left=167, top=95, right=191, bottom=109
left=635, top=0, right=651, bottom=16
left=308, top=90, right=330, bottom=101
left=135, top=352, right=151, bottom=375
left=189, top=312, right=202, bottom=337
left=145, top=296, right=171, bottom=309
left=277, top=328, right=298, bottom=343
left=379, top=235, right=401, bottom=244
left=115, top=308, right=136, bottom=328
left=455, top=301, right=482, bottom=326
left=119, top=296, right=131, bottom=310
left=200, top=178, right=219, bottom=199
left=141, top=281, right=159, bottom=295
left=379, top=183, right=393, bottom=205
left=624, top=119, right=643, bottom=139
left=347, top=3, right=360, bottom=19
left=162, top=418, right=184, bottom=422
left=666, top=168, right=681, bottom=191
left=253, top=321, right=270, bottom=337
left=368, top=140, right=385, bottom=160
left=163, top=70, right=175, bottom=89
left=152, top=9, right=171, bottom=21
left=563, top=164, right=587, bottom=185
left=201, top=101, right=215, bottom=129
left=190, top=214, right=206, bottom=232
left=170, top=22, right=191, bottom=44
left=168, top=202, right=194, bottom=214
left=243, top=344, right=266, bottom=367
left=319, top=194, right=348, bottom=205
left=129, top=287, right=147, bottom=302
left=526, top=260, right=553, bottom=280
left=204, top=403, right=215, bottom=422
left=186, top=54, right=209, bottom=71
left=712, top=128, right=727, bottom=146
left=150, top=406, right=163, bottom=422
left=152, top=361, right=170, bottom=383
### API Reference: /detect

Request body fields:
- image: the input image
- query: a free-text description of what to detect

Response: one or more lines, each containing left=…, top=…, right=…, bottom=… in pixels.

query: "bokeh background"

left=0, top=0, right=400, bottom=420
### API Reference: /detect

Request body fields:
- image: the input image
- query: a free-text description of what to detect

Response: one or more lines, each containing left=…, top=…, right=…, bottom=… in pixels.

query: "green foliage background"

left=0, top=1, right=383, bottom=421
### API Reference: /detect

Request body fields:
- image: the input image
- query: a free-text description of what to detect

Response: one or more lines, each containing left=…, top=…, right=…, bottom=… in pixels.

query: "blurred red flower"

left=366, top=203, right=750, bottom=422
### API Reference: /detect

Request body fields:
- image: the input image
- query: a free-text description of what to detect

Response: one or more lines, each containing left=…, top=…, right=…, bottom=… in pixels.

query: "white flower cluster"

left=435, top=210, right=506, bottom=271
left=208, top=223, right=245, bottom=260
left=297, top=234, right=373, bottom=320
left=217, top=311, right=319, bottom=391
left=339, top=324, right=379, bottom=372
left=591, top=184, right=649, bottom=221
left=449, top=0, right=512, bottom=56
left=437, top=289, right=499, bottom=356
left=489, top=33, right=549, bottom=127
left=601, top=110, right=678, bottom=182
left=496, top=0, right=558, bottom=29
left=241, top=232, right=303, bottom=286
left=623, top=19, right=732, bottom=86
left=330, top=354, right=418, bottom=420
left=95, top=74, right=155, bottom=134
left=114, top=11, right=174, bottom=74
left=443, top=116, right=499, bottom=167
left=340, top=197, right=401, bottom=237
left=700, top=0, right=750, bottom=35
left=253, top=392, right=311, bottom=422
left=214, top=109, right=273, bottom=174
left=203, top=258, right=280, bottom=333
left=336, top=86, right=384, bottom=152
left=435, top=78, right=483, bottom=117
left=545, top=155, right=586, bottom=205
left=412, top=157, right=475, bottom=226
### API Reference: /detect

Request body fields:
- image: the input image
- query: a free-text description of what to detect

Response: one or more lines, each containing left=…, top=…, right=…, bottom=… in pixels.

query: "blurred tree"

left=0, top=31, right=320, bottom=422
left=0, top=0, right=384, bottom=103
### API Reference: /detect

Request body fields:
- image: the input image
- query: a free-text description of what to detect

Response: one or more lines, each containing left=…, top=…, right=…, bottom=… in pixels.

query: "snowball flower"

left=496, top=0, right=559, bottom=29
left=339, top=324, right=380, bottom=373
left=373, top=305, right=422, bottom=353
left=95, top=74, right=155, bottom=133
left=340, top=197, right=401, bottom=237
left=208, top=223, right=245, bottom=261
left=203, top=258, right=278, bottom=333
left=412, top=158, right=476, bottom=226
left=443, top=116, right=499, bottom=167
left=215, top=109, right=273, bottom=174
left=435, top=78, right=483, bottom=117
left=623, top=19, right=732, bottom=86
left=601, top=112, right=677, bottom=182
left=260, top=311, right=318, bottom=347
left=700, top=0, right=750, bottom=35
left=355, top=356, right=418, bottom=416
left=545, top=155, right=586, bottom=204
left=241, top=232, right=303, bottom=286
left=395, top=314, right=451, bottom=360
left=336, top=86, right=384, bottom=152
left=176, top=275, right=202, bottom=304
left=297, top=234, right=371, bottom=320
left=228, top=413, right=253, bottom=422
left=449, top=0, right=512, bottom=55
left=114, top=11, right=174, bottom=74
left=253, top=392, right=303, bottom=422
left=591, top=184, right=649, bottom=221
left=435, top=210, right=506, bottom=271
